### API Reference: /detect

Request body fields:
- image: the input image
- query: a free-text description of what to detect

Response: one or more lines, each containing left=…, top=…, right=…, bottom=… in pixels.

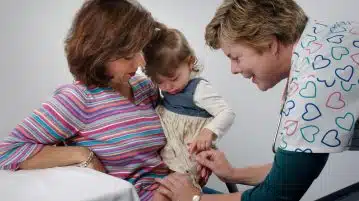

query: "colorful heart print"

left=295, top=148, right=313, bottom=153
left=313, top=23, right=328, bottom=34
left=317, top=77, right=336, bottom=88
left=288, top=81, right=299, bottom=97
left=353, top=40, right=359, bottom=48
left=327, top=35, right=344, bottom=44
left=335, top=65, right=354, bottom=82
left=326, top=92, right=346, bottom=110
left=302, top=103, right=322, bottom=121
left=284, top=120, right=299, bottom=136
left=299, top=81, right=317, bottom=98
left=331, top=46, right=349, bottom=60
left=335, top=112, right=355, bottom=131
left=279, top=137, right=288, bottom=149
left=282, top=100, right=295, bottom=116
left=300, top=125, right=320, bottom=143
left=306, top=74, right=316, bottom=79
left=291, top=52, right=299, bottom=66
left=312, top=55, right=331, bottom=70
left=305, top=42, right=323, bottom=55
left=330, top=26, right=347, bottom=34
left=321, top=129, right=341, bottom=147
left=340, top=81, right=356, bottom=92
left=351, top=53, right=359, bottom=66
left=301, top=34, right=317, bottom=48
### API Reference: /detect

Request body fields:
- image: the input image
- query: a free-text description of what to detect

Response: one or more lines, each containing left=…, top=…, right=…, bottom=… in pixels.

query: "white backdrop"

left=0, top=1, right=358, bottom=200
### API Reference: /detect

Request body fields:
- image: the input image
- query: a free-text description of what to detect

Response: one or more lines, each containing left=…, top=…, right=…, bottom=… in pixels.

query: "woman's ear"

left=268, top=36, right=279, bottom=56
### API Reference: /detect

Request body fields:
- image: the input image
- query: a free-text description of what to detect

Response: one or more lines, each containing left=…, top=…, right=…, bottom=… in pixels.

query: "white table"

left=0, top=167, right=140, bottom=201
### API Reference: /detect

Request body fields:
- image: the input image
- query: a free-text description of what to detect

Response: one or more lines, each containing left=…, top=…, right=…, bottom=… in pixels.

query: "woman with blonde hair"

left=156, top=0, right=359, bottom=200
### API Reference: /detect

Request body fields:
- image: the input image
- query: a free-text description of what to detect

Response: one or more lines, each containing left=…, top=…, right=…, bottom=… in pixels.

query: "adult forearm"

left=231, top=163, right=272, bottom=186
left=19, top=145, right=90, bottom=170
left=201, top=192, right=242, bottom=201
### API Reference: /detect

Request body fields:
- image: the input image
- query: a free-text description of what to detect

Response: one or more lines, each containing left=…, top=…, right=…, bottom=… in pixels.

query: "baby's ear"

left=187, top=56, right=196, bottom=68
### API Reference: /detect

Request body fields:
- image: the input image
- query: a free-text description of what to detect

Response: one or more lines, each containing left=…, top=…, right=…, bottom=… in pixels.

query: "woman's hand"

left=152, top=186, right=171, bottom=201
left=155, top=173, right=200, bottom=201
left=196, top=149, right=234, bottom=183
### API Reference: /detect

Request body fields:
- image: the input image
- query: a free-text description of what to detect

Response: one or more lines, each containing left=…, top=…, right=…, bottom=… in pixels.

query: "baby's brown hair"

left=143, top=28, right=201, bottom=83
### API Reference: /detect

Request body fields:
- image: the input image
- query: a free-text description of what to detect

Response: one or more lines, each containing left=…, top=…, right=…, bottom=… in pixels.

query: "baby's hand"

left=188, top=128, right=215, bottom=154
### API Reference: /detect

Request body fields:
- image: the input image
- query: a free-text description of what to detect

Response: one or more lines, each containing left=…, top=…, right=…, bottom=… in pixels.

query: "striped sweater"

left=0, top=76, right=169, bottom=201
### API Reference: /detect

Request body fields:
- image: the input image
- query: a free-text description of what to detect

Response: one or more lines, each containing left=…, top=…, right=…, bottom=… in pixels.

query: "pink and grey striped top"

left=0, top=75, right=169, bottom=200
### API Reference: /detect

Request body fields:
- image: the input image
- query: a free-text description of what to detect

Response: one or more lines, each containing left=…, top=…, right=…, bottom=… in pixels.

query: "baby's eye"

left=171, top=76, right=178, bottom=81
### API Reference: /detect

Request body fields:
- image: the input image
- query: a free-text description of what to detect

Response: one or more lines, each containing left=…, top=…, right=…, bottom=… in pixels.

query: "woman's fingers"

left=195, top=150, right=216, bottom=170
left=156, top=186, right=173, bottom=199
left=155, top=177, right=175, bottom=191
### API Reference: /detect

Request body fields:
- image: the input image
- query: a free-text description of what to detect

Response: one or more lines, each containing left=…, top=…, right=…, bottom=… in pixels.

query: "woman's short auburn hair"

left=205, top=0, right=308, bottom=52
left=65, top=0, right=158, bottom=87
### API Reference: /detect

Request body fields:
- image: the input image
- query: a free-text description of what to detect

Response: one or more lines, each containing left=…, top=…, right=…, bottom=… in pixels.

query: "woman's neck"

left=111, top=82, right=134, bottom=101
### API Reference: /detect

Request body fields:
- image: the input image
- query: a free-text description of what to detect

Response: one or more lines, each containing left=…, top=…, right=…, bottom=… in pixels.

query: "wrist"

left=77, top=151, right=94, bottom=168
left=73, top=147, right=92, bottom=164
left=202, top=128, right=216, bottom=139
left=225, top=167, right=238, bottom=183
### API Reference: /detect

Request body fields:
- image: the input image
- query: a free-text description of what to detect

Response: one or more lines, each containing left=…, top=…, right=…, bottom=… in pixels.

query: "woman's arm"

left=18, top=145, right=90, bottom=170
left=201, top=193, right=242, bottom=201
left=136, top=76, right=161, bottom=107
left=159, top=150, right=328, bottom=201
left=0, top=85, right=87, bottom=170
left=196, top=149, right=271, bottom=185
left=229, top=163, right=272, bottom=185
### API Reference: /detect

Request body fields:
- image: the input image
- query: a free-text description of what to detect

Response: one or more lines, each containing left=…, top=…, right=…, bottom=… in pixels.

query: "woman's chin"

left=257, top=85, right=267, bottom=91
left=255, top=82, right=270, bottom=91
left=111, top=76, right=131, bottom=85
left=257, top=81, right=279, bottom=91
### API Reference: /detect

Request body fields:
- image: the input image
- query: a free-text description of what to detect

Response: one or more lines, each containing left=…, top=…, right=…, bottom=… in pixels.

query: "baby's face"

left=156, top=63, right=192, bottom=94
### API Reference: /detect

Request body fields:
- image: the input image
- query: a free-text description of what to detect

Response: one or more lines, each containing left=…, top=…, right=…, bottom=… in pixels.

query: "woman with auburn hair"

left=0, top=1, right=178, bottom=200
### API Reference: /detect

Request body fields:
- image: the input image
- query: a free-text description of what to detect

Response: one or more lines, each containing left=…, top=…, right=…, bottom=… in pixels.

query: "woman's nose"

left=231, top=61, right=242, bottom=74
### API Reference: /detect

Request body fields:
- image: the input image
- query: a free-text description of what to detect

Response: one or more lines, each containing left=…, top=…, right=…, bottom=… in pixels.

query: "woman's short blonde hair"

left=205, top=0, right=308, bottom=52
